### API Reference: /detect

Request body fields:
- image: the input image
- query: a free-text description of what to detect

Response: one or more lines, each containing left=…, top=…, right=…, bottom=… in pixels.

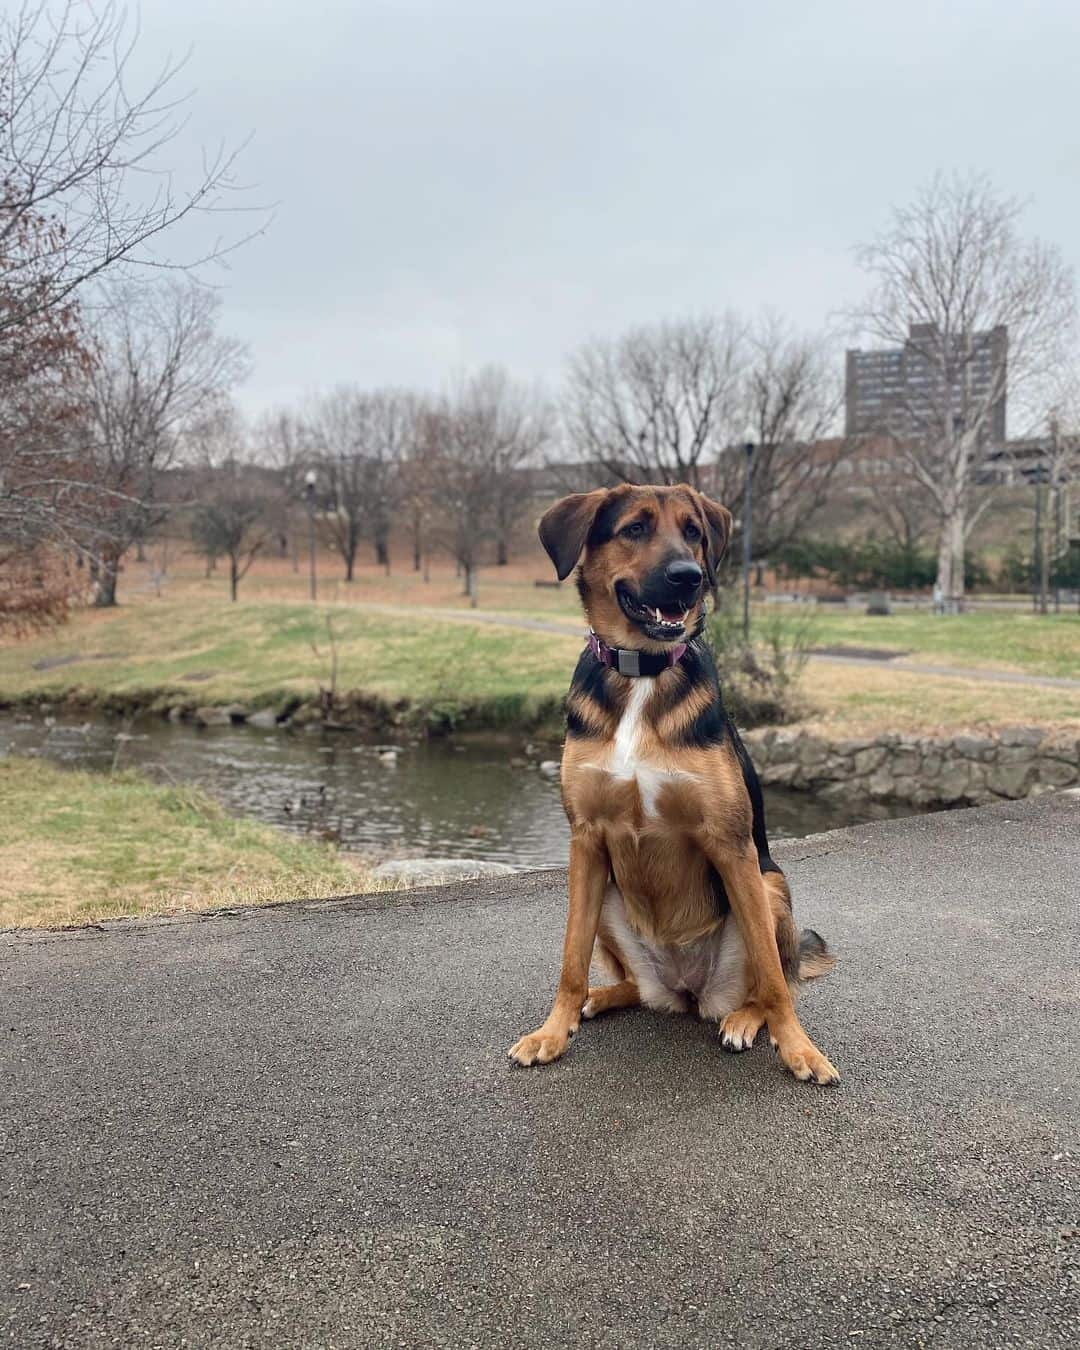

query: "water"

left=1, top=713, right=923, bottom=869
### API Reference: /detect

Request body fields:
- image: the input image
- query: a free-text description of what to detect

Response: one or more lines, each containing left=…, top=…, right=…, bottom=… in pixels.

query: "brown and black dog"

left=508, top=483, right=838, bottom=1084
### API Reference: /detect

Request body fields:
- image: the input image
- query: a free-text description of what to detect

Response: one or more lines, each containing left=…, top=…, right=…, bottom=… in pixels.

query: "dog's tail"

left=797, top=929, right=836, bottom=981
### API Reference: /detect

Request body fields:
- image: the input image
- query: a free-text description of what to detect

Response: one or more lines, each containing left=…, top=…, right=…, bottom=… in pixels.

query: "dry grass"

left=0, top=758, right=382, bottom=928
left=799, top=662, right=1080, bottom=736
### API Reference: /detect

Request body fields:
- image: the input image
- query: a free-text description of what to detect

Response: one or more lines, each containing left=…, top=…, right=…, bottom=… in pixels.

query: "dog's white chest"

left=606, top=678, right=667, bottom=815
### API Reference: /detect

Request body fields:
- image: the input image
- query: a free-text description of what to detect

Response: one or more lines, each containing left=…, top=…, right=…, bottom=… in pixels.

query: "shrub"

left=705, top=595, right=814, bottom=726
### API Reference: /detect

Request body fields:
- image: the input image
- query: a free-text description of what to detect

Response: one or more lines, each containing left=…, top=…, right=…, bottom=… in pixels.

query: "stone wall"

left=743, top=726, right=1080, bottom=806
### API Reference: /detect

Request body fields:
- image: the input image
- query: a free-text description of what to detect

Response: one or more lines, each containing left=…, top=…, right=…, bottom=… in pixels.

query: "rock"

left=760, top=762, right=799, bottom=787
left=818, top=755, right=854, bottom=780
left=509, top=757, right=528, bottom=768
left=193, top=706, right=232, bottom=727
left=370, top=858, right=516, bottom=888
left=222, top=704, right=250, bottom=724
left=797, top=739, right=828, bottom=768
left=378, top=749, right=399, bottom=765
left=290, top=705, right=321, bottom=727
left=833, top=737, right=877, bottom=755
left=986, top=761, right=1035, bottom=799
left=890, top=748, right=921, bottom=776
left=1038, top=733, right=1080, bottom=763
left=936, top=765, right=974, bottom=804
left=538, top=760, right=560, bottom=779
left=952, top=734, right=996, bottom=760
left=867, top=769, right=896, bottom=800
left=246, top=709, right=279, bottom=730
left=853, top=746, right=888, bottom=775
left=999, top=725, right=1046, bottom=748
left=167, top=706, right=185, bottom=723
left=1034, top=758, right=1079, bottom=788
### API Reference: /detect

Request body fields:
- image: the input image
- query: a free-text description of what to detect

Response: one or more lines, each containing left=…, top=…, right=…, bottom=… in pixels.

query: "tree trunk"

left=412, top=516, right=422, bottom=571
left=345, top=551, right=355, bottom=583
left=374, top=532, right=390, bottom=570
left=93, top=553, right=119, bottom=608
left=230, top=558, right=239, bottom=602
left=135, top=537, right=146, bottom=563
left=496, top=536, right=509, bottom=566
left=935, top=510, right=965, bottom=614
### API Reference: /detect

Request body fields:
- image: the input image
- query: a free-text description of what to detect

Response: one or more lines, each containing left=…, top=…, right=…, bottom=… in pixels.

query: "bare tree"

left=425, top=368, right=545, bottom=601
left=365, top=389, right=417, bottom=569
left=1038, top=365, right=1080, bottom=610
left=306, top=387, right=367, bottom=582
left=77, top=279, right=247, bottom=605
left=480, top=370, right=550, bottom=565
left=713, top=314, right=845, bottom=561
left=252, top=406, right=313, bottom=566
left=564, top=315, right=745, bottom=488
left=306, top=386, right=416, bottom=579
left=190, top=478, right=268, bottom=603
left=849, top=173, right=1076, bottom=610
left=0, top=0, right=260, bottom=338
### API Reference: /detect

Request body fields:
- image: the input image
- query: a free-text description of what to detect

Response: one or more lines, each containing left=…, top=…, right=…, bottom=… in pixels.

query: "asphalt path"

left=2, top=794, right=1079, bottom=1348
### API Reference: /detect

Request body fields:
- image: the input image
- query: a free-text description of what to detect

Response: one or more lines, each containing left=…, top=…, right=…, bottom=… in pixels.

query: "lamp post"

left=304, top=470, right=317, bottom=602
left=742, top=430, right=755, bottom=640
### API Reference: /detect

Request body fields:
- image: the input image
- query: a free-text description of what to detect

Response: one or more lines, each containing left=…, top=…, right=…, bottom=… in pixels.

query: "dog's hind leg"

left=582, top=896, right=641, bottom=1020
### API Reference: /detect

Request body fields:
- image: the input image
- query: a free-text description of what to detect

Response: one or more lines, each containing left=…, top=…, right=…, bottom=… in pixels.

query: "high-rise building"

left=845, top=323, right=1007, bottom=444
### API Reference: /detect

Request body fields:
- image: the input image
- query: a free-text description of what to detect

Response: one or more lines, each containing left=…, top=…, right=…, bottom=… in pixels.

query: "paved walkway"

left=2, top=794, right=1078, bottom=1347
left=364, top=602, right=1080, bottom=691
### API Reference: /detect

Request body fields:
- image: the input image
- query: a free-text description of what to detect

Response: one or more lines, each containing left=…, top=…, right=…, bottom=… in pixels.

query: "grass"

left=0, top=758, right=375, bottom=928
left=3, top=551, right=1078, bottom=735
left=0, top=599, right=580, bottom=729
left=770, top=607, right=1080, bottom=679
left=798, top=662, right=1080, bottom=735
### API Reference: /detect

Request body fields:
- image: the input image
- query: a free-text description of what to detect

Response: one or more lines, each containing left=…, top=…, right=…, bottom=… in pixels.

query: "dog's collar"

left=587, top=629, right=687, bottom=678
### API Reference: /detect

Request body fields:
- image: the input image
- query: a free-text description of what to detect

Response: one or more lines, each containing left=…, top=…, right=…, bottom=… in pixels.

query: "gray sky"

left=134, top=0, right=1080, bottom=417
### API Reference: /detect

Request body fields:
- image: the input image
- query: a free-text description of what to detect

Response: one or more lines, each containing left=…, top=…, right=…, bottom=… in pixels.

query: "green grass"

left=771, top=608, right=1080, bottom=678
left=2, top=595, right=1078, bottom=738
left=0, top=600, right=581, bottom=728
left=0, top=758, right=372, bottom=928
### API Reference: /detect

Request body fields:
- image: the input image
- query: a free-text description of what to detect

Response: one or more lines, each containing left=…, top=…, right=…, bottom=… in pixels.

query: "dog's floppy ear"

left=697, top=492, right=733, bottom=588
left=538, top=490, right=608, bottom=581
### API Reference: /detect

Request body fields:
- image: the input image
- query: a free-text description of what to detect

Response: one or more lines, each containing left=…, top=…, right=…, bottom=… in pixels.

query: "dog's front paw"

left=772, top=1028, right=839, bottom=1085
left=719, top=1002, right=766, bottom=1052
left=507, top=1025, right=573, bottom=1067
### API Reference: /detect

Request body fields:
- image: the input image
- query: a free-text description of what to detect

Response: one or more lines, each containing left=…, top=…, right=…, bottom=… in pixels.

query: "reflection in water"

left=1, top=714, right=925, bottom=870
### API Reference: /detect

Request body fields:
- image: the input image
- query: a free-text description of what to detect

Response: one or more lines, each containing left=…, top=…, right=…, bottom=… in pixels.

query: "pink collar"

left=587, top=630, right=688, bottom=678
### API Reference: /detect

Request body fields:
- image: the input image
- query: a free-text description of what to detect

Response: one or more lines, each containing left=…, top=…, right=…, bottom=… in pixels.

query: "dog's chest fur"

left=596, top=678, right=689, bottom=816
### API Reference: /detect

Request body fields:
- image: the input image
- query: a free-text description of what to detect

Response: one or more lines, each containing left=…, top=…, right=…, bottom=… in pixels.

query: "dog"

left=508, top=483, right=838, bottom=1084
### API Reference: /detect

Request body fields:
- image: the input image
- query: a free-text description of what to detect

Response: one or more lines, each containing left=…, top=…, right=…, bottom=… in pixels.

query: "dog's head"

left=538, top=484, right=732, bottom=649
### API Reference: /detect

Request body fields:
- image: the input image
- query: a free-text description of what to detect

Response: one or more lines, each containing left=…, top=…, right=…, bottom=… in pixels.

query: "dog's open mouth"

left=616, top=583, right=690, bottom=638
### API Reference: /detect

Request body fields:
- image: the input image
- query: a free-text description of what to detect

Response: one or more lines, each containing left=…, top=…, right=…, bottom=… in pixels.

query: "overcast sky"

left=132, top=0, right=1080, bottom=417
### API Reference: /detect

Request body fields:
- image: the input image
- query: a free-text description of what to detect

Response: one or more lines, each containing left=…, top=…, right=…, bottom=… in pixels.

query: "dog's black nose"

left=665, top=559, right=703, bottom=591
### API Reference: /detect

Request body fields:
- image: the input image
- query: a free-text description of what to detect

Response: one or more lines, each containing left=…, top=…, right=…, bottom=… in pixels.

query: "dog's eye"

left=621, top=521, right=647, bottom=540
left=684, top=521, right=702, bottom=543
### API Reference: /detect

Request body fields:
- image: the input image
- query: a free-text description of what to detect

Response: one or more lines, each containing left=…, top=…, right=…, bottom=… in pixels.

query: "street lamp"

left=304, top=470, right=317, bottom=602
left=742, top=428, right=755, bottom=640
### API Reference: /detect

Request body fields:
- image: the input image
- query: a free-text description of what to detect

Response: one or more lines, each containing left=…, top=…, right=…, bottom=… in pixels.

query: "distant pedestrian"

left=932, top=583, right=944, bottom=615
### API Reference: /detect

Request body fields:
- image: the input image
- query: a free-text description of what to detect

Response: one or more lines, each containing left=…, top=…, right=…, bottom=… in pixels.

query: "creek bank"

left=743, top=725, right=1079, bottom=806
left=2, top=687, right=565, bottom=739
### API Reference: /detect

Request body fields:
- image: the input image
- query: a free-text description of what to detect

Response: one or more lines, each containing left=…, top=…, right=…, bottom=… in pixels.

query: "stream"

left=1, top=713, right=925, bottom=869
